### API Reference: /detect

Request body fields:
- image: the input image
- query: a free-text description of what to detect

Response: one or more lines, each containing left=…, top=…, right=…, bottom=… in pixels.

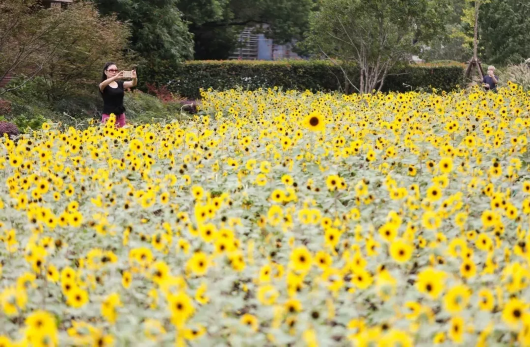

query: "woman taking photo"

left=99, top=62, right=137, bottom=128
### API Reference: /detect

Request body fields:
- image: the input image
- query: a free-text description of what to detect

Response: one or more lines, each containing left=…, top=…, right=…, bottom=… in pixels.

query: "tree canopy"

left=479, top=0, right=530, bottom=65
left=0, top=0, right=130, bottom=99
left=305, top=0, right=451, bottom=93
left=92, top=0, right=194, bottom=65
left=420, top=0, right=471, bottom=62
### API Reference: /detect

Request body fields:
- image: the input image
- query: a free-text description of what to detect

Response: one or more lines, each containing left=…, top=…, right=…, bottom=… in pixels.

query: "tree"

left=0, top=0, right=131, bottom=98
left=420, top=0, right=471, bottom=62
left=178, top=0, right=315, bottom=59
left=305, top=0, right=451, bottom=93
left=0, top=0, right=62, bottom=94
left=459, top=0, right=489, bottom=80
left=92, top=0, right=194, bottom=70
left=479, top=0, right=530, bottom=65
left=44, top=2, right=132, bottom=103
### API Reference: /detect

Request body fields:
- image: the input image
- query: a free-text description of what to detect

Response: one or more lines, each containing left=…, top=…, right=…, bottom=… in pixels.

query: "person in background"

left=99, top=62, right=137, bottom=127
left=482, top=65, right=498, bottom=92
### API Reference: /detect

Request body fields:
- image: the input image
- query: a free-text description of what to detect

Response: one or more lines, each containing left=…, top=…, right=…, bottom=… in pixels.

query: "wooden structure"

left=465, top=57, right=484, bottom=80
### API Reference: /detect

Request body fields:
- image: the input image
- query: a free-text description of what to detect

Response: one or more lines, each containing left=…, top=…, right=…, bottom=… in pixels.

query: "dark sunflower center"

left=309, top=117, right=319, bottom=126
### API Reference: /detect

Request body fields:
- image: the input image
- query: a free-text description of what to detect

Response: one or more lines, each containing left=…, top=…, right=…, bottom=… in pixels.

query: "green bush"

left=382, top=64, right=466, bottom=92
left=156, top=60, right=466, bottom=99
left=5, top=113, right=48, bottom=133
left=123, top=90, right=191, bottom=124
left=1, top=91, right=55, bottom=131
left=2, top=76, right=191, bottom=128
left=497, top=63, right=530, bottom=91
left=3, top=76, right=98, bottom=129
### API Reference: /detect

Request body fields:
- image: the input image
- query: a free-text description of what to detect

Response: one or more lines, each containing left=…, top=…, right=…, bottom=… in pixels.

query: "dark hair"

left=101, top=62, right=116, bottom=82
left=100, top=62, right=116, bottom=95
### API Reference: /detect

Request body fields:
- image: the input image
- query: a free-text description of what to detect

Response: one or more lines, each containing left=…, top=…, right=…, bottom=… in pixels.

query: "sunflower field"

left=1, top=82, right=530, bottom=346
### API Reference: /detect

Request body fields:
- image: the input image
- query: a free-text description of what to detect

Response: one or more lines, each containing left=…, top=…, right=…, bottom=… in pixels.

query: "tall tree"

left=306, top=0, right=451, bottom=93
left=92, top=0, right=194, bottom=72
left=178, top=0, right=315, bottom=59
left=0, top=0, right=54, bottom=91
left=420, top=0, right=471, bottom=62
left=479, top=0, right=530, bottom=65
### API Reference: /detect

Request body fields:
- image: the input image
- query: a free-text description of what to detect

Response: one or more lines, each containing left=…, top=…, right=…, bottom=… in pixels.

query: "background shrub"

left=1, top=78, right=191, bottom=131
left=497, top=63, right=530, bottom=91
left=155, top=60, right=466, bottom=99
left=123, top=90, right=191, bottom=124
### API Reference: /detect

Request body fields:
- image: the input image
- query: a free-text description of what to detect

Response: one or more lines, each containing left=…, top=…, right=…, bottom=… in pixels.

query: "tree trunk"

left=473, top=1, right=483, bottom=80
left=473, top=1, right=479, bottom=61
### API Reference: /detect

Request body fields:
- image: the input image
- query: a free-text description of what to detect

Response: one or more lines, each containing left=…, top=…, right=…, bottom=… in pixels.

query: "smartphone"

left=122, top=70, right=133, bottom=79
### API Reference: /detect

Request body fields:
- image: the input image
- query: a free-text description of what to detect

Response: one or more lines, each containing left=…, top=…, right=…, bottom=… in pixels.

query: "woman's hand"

left=124, top=70, right=138, bottom=89
left=113, top=71, right=124, bottom=81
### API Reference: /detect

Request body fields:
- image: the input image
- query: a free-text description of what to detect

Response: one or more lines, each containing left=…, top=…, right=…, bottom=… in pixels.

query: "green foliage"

left=123, top=91, right=191, bottom=124
left=497, top=64, right=530, bottom=91
left=3, top=76, right=99, bottom=126
left=8, top=76, right=102, bottom=118
left=41, top=2, right=132, bottom=101
left=0, top=111, right=48, bottom=133
left=422, top=0, right=530, bottom=66
left=93, top=0, right=194, bottom=70
left=1, top=78, right=192, bottom=129
left=160, top=61, right=465, bottom=99
left=479, top=0, right=530, bottom=65
left=1, top=91, right=54, bottom=132
left=0, top=76, right=193, bottom=131
left=161, top=60, right=348, bottom=98
left=419, top=0, right=471, bottom=62
left=421, top=35, right=472, bottom=63
left=11, top=114, right=48, bottom=133
left=382, top=64, right=466, bottom=92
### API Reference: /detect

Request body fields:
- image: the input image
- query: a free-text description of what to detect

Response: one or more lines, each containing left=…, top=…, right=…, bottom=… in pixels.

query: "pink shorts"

left=101, top=113, right=126, bottom=128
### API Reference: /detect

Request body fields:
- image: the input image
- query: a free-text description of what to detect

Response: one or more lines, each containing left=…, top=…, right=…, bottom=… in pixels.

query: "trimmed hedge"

left=154, top=60, right=465, bottom=99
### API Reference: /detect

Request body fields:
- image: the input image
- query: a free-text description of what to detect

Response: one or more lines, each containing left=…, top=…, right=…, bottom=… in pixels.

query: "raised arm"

left=99, top=71, right=123, bottom=92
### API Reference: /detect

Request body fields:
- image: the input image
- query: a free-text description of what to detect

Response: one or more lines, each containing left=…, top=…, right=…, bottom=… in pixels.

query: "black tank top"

left=101, top=81, right=125, bottom=115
